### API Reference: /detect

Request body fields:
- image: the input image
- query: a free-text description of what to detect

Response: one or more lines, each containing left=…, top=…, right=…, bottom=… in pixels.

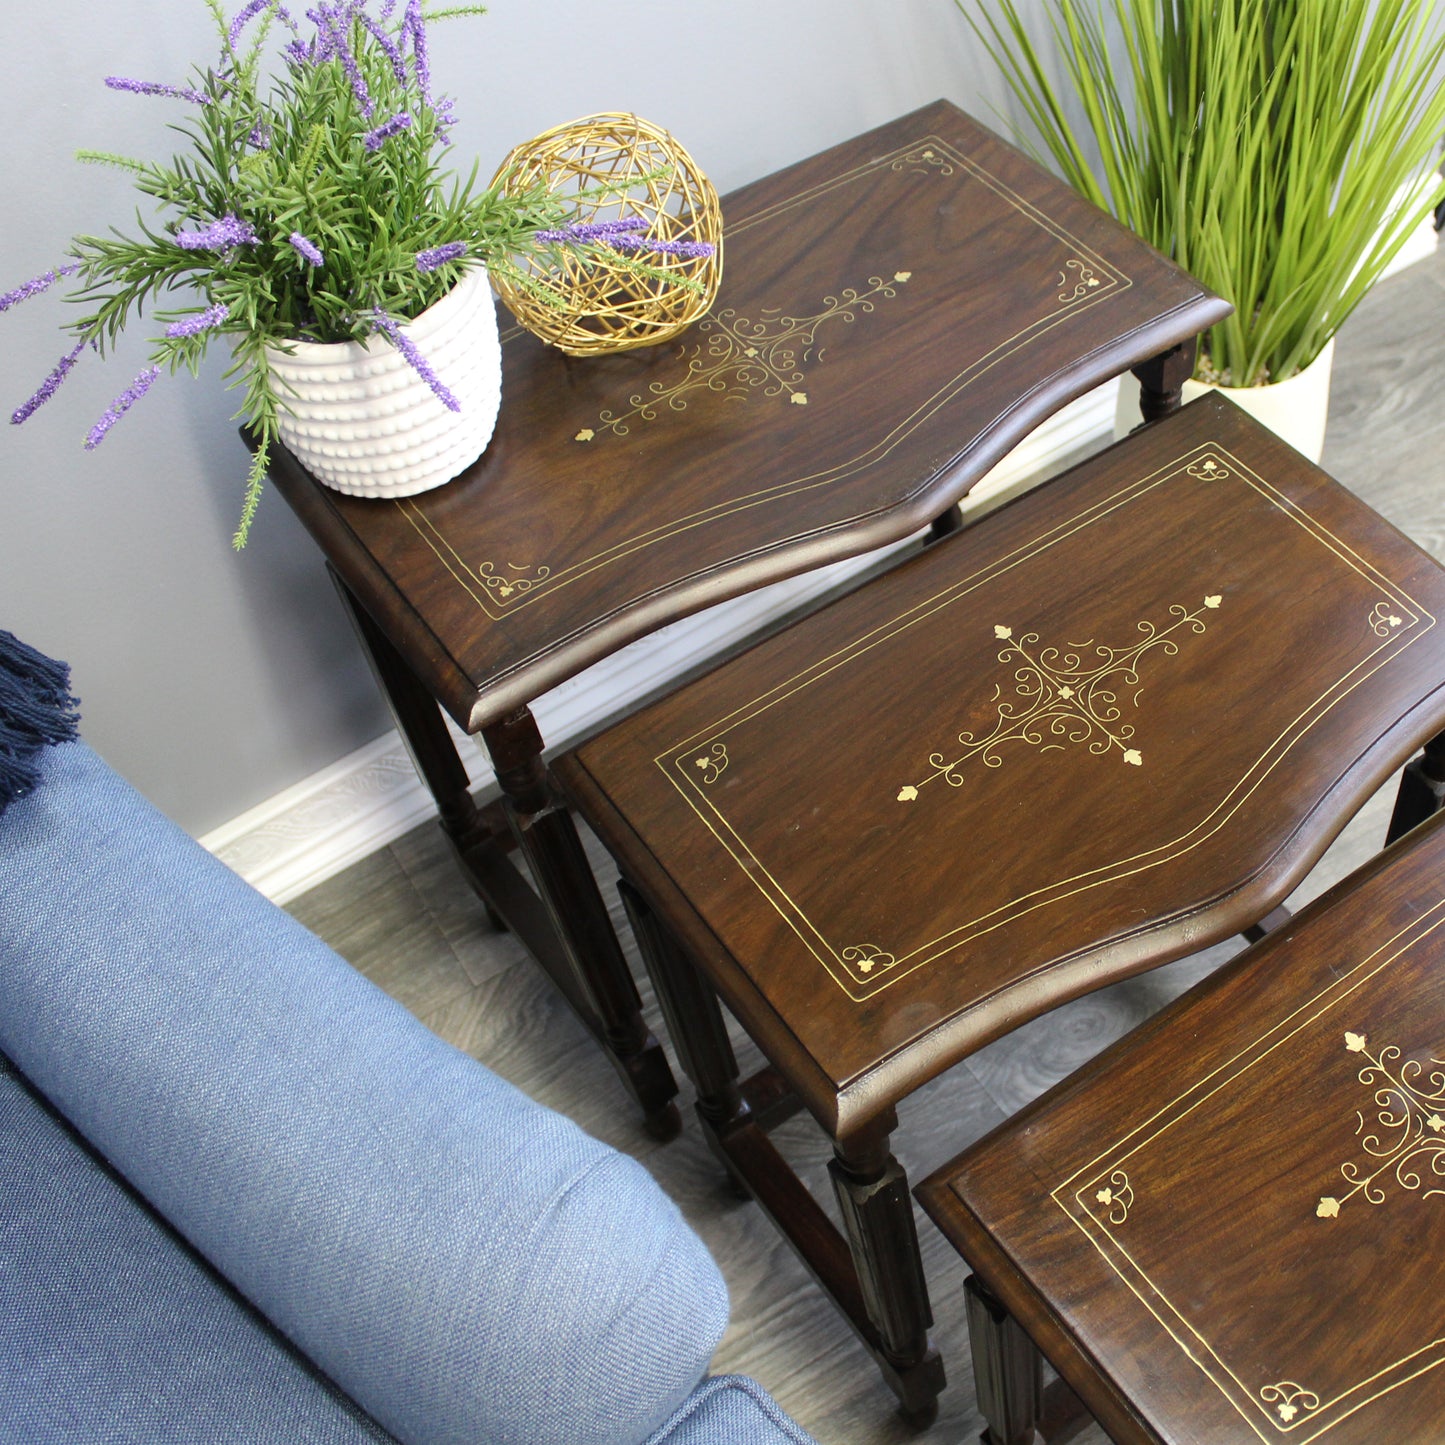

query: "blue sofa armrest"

left=0, top=742, right=729, bottom=1445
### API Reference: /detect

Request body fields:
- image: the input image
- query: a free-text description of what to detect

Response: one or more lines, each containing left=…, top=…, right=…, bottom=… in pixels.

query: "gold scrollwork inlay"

left=1057, top=258, right=1103, bottom=304
left=841, top=944, right=897, bottom=979
left=1316, top=1029, right=1445, bottom=1219
left=890, top=144, right=956, bottom=176
left=1092, top=1170, right=1134, bottom=1224
left=579, top=272, right=912, bottom=440
left=476, top=560, right=552, bottom=601
left=1370, top=601, right=1407, bottom=636
left=896, top=595, right=1222, bottom=799
left=1260, top=1382, right=1321, bottom=1426
left=690, top=742, right=729, bottom=785
left=1187, top=455, right=1232, bottom=481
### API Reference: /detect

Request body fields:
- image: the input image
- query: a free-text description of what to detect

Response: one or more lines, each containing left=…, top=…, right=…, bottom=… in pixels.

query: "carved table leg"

left=332, top=572, right=677, bottom=1136
left=330, top=569, right=504, bottom=891
left=965, top=1274, right=1042, bottom=1445
left=1387, top=730, right=1445, bottom=844
left=1131, top=337, right=1198, bottom=425
left=483, top=707, right=680, bottom=1139
left=831, top=1116, right=945, bottom=1427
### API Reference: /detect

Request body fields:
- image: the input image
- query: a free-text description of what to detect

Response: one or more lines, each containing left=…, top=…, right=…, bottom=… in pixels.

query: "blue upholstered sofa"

left=0, top=739, right=819, bottom=1445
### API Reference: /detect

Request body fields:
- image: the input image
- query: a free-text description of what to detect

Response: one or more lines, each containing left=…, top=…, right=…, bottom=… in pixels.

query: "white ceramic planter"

left=265, top=266, right=501, bottom=499
left=1114, top=337, right=1335, bottom=464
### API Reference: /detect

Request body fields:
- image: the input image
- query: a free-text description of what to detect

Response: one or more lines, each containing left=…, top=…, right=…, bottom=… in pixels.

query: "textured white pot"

left=265, top=266, right=501, bottom=499
left=1114, top=337, right=1335, bottom=463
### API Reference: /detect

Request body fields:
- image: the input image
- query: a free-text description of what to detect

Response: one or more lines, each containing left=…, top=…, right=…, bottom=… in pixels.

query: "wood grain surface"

left=919, top=805, right=1445, bottom=1445
left=562, top=394, right=1445, bottom=1135
left=266, top=100, right=1227, bottom=731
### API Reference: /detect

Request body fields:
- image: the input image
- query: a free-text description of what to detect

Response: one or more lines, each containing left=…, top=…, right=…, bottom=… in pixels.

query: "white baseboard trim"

left=202, top=377, right=1119, bottom=903
left=205, top=207, right=1442, bottom=906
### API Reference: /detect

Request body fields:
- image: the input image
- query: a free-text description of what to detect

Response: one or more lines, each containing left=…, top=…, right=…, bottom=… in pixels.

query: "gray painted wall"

left=0, top=0, right=1019, bottom=834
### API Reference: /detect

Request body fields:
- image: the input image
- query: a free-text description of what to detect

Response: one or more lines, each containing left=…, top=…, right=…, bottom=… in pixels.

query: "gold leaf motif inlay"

left=1260, top=1382, right=1320, bottom=1427
left=897, top=595, right=1221, bottom=798
left=841, top=944, right=897, bottom=978
left=692, top=743, right=729, bottom=785
left=1317, top=1028, right=1445, bottom=1219
left=1091, top=1170, right=1134, bottom=1224
left=580, top=272, right=910, bottom=440
left=476, top=560, right=552, bottom=602
left=1057, top=258, right=1103, bottom=304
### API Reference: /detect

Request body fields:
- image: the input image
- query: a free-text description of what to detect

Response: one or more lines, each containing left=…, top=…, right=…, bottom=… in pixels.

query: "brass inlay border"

left=1316, top=1029, right=1445, bottom=1219
left=896, top=596, right=1220, bottom=798
left=1049, top=903, right=1445, bottom=1441
left=394, top=133, right=1135, bottom=624
left=656, top=440, right=1433, bottom=1002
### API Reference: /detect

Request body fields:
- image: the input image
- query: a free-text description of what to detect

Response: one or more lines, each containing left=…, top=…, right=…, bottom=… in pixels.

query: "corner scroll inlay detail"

left=896, top=595, right=1222, bottom=799
left=691, top=743, right=729, bottom=785
left=1316, top=1028, right=1445, bottom=1219
left=1260, top=1382, right=1321, bottom=1426
left=1057, top=258, right=1103, bottom=304
left=1092, top=1170, right=1134, bottom=1224
left=890, top=145, right=956, bottom=176
left=477, top=560, right=552, bottom=601
left=841, top=944, right=897, bottom=979
left=1371, top=601, right=1407, bottom=636
left=580, top=272, right=912, bottom=440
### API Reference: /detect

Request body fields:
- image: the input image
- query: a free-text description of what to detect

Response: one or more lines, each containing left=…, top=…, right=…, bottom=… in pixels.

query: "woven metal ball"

left=492, top=113, right=723, bottom=356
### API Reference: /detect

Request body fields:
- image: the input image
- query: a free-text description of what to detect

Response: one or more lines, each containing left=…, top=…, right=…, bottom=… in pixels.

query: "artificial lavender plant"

left=4, top=0, right=711, bottom=546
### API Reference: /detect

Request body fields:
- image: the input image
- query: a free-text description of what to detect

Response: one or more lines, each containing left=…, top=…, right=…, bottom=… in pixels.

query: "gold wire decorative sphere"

left=492, top=113, right=723, bottom=356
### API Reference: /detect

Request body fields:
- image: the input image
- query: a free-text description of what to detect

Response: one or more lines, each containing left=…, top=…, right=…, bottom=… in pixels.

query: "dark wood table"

left=265, top=100, right=1227, bottom=1135
left=557, top=395, right=1445, bottom=1420
left=918, top=804, right=1445, bottom=1445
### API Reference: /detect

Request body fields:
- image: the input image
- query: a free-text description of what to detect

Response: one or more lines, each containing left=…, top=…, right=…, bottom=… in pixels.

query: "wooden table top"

left=267, top=100, right=1226, bottom=732
left=560, top=396, right=1445, bottom=1135
left=918, top=806, right=1445, bottom=1445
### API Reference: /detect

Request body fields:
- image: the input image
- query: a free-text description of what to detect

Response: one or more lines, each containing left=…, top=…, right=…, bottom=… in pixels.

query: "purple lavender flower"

left=402, top=0, right=430, bottom=100
left=289, top=232, right=325, bottom=266
left=371, top=310, right=459, bottom=412
left=360, top=11, right=407, bottom=83
left=363, top=112, right=412, bottom=151
left=534, top=217, right=648, bottom=244
left=415, top=241, right=466, bottom=273
left=163, top=302, right=231, bottom=339
left=84, top=366, right=161, bottom=450
left=227, top=0, right=271, bottom=50
left=248, top=121, right=272, bottom=149
left=0, top=262, right=82, bottom=315
left=432, top=94, right=458, bottom=146
left=309, top=4, right=373, bottom=115
left=105, top=75, right=209, bottom=104
left=175, top=214, right=258, bottom=251
left=379, top=0, right=397, bottom=16
left=607, top=233, right=717, bottom=259
left=10, top=339, right=86, bottom=426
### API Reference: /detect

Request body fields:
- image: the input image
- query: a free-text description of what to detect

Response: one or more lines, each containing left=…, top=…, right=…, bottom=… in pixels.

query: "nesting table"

left=556, top=394, right=1445, bottom=1421
left=264, top=99, right=1226, bottom=1137
left=918, top=805, right=1445, bottom=1445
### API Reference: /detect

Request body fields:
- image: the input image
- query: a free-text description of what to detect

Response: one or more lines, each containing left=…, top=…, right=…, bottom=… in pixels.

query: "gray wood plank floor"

left=287, top=246, right=1445, bottom=1445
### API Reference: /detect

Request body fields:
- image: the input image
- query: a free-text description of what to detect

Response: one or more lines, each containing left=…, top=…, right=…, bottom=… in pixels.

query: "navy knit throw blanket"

left=0, top=629, right=80, bottom=816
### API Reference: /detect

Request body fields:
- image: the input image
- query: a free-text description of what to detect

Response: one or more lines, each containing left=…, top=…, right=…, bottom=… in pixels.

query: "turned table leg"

left=483, top=708, right=680, bottom=1138
left=1132, top=337, right=1198, bottom=424
left=965, top=1274, right=1042, bottom=1445
left=332, top=572, right=678, bottom=1137
left=830, top=1115, right=944, bottom=1427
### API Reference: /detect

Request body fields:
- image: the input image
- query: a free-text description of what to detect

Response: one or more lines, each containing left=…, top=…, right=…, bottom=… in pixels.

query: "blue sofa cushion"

left=0, top=1053, right=397, bottom=1445
left=649, top=1377, right=820, bottom=1444
left=0, top=742, right=729, bottom=1445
